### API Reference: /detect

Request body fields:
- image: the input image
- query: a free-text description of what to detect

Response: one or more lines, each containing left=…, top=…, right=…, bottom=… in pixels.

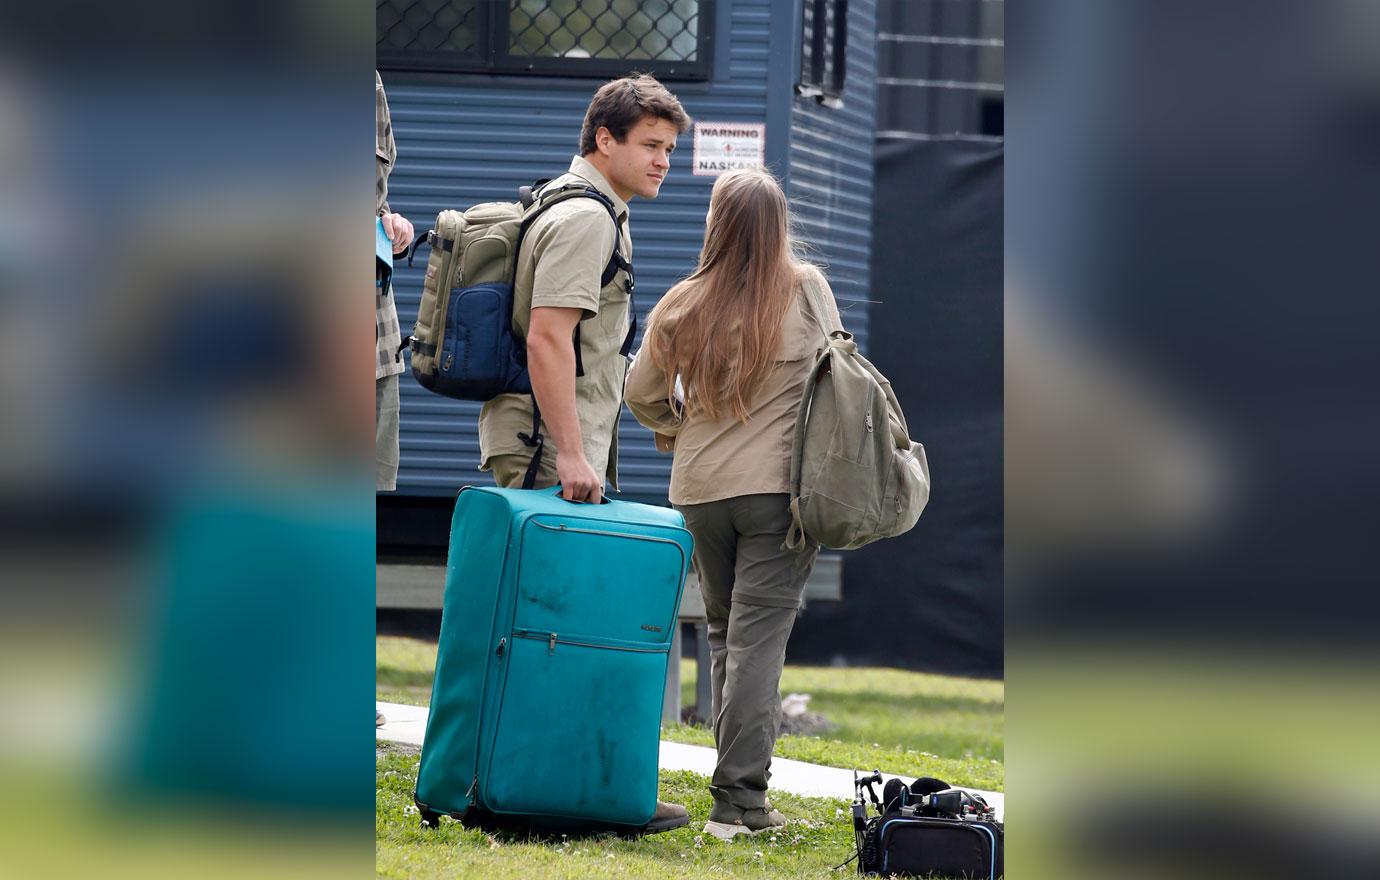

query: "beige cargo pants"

left=675, top=493, right=820, bottom=811
left=486, top=451, right=559, bottom=489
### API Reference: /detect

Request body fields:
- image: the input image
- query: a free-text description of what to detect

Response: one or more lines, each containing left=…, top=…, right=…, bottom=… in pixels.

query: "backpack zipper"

left=857, top=386, right=877, bottom=459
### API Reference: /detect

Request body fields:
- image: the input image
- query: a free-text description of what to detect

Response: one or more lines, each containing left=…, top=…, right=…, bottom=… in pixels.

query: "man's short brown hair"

left=579, top=74, right=692, bottom=155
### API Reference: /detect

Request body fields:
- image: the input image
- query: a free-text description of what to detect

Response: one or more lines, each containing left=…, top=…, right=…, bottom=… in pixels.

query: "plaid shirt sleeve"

left=376, top=70, right=395, bottom=216
left=376, top=72, right=405, bottom=378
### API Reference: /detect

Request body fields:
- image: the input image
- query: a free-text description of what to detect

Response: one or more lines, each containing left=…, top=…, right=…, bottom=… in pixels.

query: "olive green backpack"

left=784, top=275, right=931, bottom=551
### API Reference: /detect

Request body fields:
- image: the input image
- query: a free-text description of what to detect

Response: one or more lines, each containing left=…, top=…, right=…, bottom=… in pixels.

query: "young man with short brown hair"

left=479, top=75, right=691, bottom=507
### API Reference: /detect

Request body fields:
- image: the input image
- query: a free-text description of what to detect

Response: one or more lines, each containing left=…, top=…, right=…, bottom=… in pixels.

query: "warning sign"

left=692, top=122, right=766, bottom=176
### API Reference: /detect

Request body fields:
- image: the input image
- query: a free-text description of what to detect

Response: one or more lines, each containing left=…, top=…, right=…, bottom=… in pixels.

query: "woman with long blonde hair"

left=626, top=168, right=844, bottom=840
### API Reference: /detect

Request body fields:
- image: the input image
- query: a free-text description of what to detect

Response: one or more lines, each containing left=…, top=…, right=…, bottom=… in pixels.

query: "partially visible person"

left=376, top=70, right=412, bottom=729
left=376, top=70, right=413, bottom=495
left=625, top=168, right=843, bottom=840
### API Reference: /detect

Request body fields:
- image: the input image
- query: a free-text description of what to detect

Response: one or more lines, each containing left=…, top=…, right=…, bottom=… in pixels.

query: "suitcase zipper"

left=510, top=628, right=665, bottom=655
left=529, top=520, right=687, bottom=546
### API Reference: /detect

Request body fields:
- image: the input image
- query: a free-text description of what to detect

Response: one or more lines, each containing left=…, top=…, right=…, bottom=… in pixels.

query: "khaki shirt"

left=478, top=156, right=633, bottom=488
left=626, top=266, right=844, bottom=505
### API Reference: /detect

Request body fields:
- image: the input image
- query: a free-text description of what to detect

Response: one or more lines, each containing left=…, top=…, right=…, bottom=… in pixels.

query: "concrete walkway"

left=377, top=701, right=1003, bottom=821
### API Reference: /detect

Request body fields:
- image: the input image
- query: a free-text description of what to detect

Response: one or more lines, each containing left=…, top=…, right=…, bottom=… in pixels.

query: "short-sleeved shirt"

left=478, top=155, right=633, bottom=488
left=375, top=71, right=404, bottom=381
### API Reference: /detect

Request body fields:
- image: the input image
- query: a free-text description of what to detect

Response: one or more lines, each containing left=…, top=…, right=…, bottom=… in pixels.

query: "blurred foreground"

left=0, top=3, right=377, bottom=877
left=1008, top=2, right=1380, bottom=877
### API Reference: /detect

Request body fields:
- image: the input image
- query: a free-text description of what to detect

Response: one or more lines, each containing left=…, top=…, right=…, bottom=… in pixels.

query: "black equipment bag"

left=859, top=815, right=1003, bottom=878
left=849, top=771, right=1004, bottom=878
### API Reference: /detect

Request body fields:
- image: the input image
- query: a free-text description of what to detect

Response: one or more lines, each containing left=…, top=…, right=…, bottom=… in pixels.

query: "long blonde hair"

left=647, top=168, right=806, bottom=422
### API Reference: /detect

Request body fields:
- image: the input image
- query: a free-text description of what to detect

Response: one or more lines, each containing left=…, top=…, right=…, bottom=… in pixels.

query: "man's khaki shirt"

left=478, top=156, right=633, bottom=488
left=626, top=266, right=844, bottom=505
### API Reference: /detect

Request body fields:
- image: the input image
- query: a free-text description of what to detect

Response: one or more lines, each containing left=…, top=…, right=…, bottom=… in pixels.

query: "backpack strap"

left=784, top=270, right=847, bottom=551
left=798, top=268, right=846, bottom=344
left=784, top=347, right=834, bottom=551
left=516, top=394, right=546, bottom=490
left=516, top=184, right=637, bottom=356
left=510, top=180, right=637, bottom=485
left=406, top=228, right=453, bottom=268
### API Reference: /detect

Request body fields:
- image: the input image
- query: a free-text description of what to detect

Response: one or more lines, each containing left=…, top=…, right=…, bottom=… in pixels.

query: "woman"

left=626, top=168, right=844, bottom=841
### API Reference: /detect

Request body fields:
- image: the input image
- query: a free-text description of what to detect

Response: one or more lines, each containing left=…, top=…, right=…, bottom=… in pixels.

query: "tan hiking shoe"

left=640, top=800, right=690, bottom=834
left=703, top=804, right=787, bottom=841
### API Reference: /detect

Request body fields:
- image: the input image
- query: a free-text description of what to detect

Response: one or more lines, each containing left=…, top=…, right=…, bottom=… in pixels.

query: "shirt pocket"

left=589, top=275, right=632, bottom=353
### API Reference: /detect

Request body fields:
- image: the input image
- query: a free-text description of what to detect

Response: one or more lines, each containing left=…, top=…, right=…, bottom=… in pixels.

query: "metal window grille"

left=378, top=0, right=713, bottom=80
left=799, top=0, right=847, bottom=104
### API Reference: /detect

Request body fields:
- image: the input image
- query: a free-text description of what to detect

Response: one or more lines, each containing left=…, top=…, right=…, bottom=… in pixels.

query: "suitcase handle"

left=540, top=485, right=612, bottom=505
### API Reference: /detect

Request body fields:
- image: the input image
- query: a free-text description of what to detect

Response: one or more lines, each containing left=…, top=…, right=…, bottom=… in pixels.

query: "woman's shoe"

left=703, top=804, right=787, bottom=841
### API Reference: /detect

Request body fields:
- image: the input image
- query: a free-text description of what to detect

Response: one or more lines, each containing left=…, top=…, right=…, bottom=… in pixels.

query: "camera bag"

left=850, top=773, right=1004, bottom=878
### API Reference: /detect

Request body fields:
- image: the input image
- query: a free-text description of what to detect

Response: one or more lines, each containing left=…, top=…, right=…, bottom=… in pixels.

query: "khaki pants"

left=486, top=450, right=559, bottom=489
left=675, top=493, right=819, bottom=811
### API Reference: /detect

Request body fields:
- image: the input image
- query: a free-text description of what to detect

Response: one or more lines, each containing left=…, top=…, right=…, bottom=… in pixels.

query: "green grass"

left=378, top=635, right=1003, bottom=876
left=377, top=742, right=860, bottom=880
left=377, top=635, right=1003, bottom=792
left=376, top=635, right=437, bottom=707
left=669, top=661, right=1003, bottom=790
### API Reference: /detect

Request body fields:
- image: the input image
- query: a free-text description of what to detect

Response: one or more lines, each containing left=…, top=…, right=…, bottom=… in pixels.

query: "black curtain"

left=786, top=140, right=1004, bottom=679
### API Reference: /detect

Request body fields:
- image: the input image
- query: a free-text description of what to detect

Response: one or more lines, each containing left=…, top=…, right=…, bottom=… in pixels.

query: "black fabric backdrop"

left=785, top=140, right=1004, bottom=679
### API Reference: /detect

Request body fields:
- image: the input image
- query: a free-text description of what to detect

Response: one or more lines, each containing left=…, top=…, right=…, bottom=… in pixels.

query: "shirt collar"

left=568, top=155, right=629, bottom=223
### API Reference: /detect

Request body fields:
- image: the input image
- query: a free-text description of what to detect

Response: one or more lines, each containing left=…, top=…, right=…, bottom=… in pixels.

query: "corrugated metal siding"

left=788, top=0, right=878, bottom=354
left=383, top=0, right=777, bottom=501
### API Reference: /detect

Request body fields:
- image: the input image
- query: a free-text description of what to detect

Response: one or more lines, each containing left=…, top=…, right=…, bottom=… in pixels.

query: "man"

left=479, top=74, right=689, bottom=506
left=476, top=75, right=693, bottom=833
left=376, top=71, right=412, bottom=729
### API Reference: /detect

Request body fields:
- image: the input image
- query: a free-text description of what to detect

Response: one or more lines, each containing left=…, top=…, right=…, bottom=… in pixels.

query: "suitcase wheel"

left=416, top=798, right=442, bottom=830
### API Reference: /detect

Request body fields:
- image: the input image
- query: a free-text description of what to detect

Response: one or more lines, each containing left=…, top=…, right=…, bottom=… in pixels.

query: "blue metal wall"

left=787, top=0, right=878, bottom=353
left=382, top=0, right=872, bottom=501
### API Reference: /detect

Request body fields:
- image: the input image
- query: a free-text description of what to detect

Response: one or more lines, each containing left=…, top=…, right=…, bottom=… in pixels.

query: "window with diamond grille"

left=799, top=0, right=847, bottom=104
left=378, top=1, right=714, bottom=80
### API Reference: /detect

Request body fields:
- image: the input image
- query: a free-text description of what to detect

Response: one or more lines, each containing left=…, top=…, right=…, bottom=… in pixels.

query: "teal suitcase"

left=414, top=486, right=693, bottom=830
